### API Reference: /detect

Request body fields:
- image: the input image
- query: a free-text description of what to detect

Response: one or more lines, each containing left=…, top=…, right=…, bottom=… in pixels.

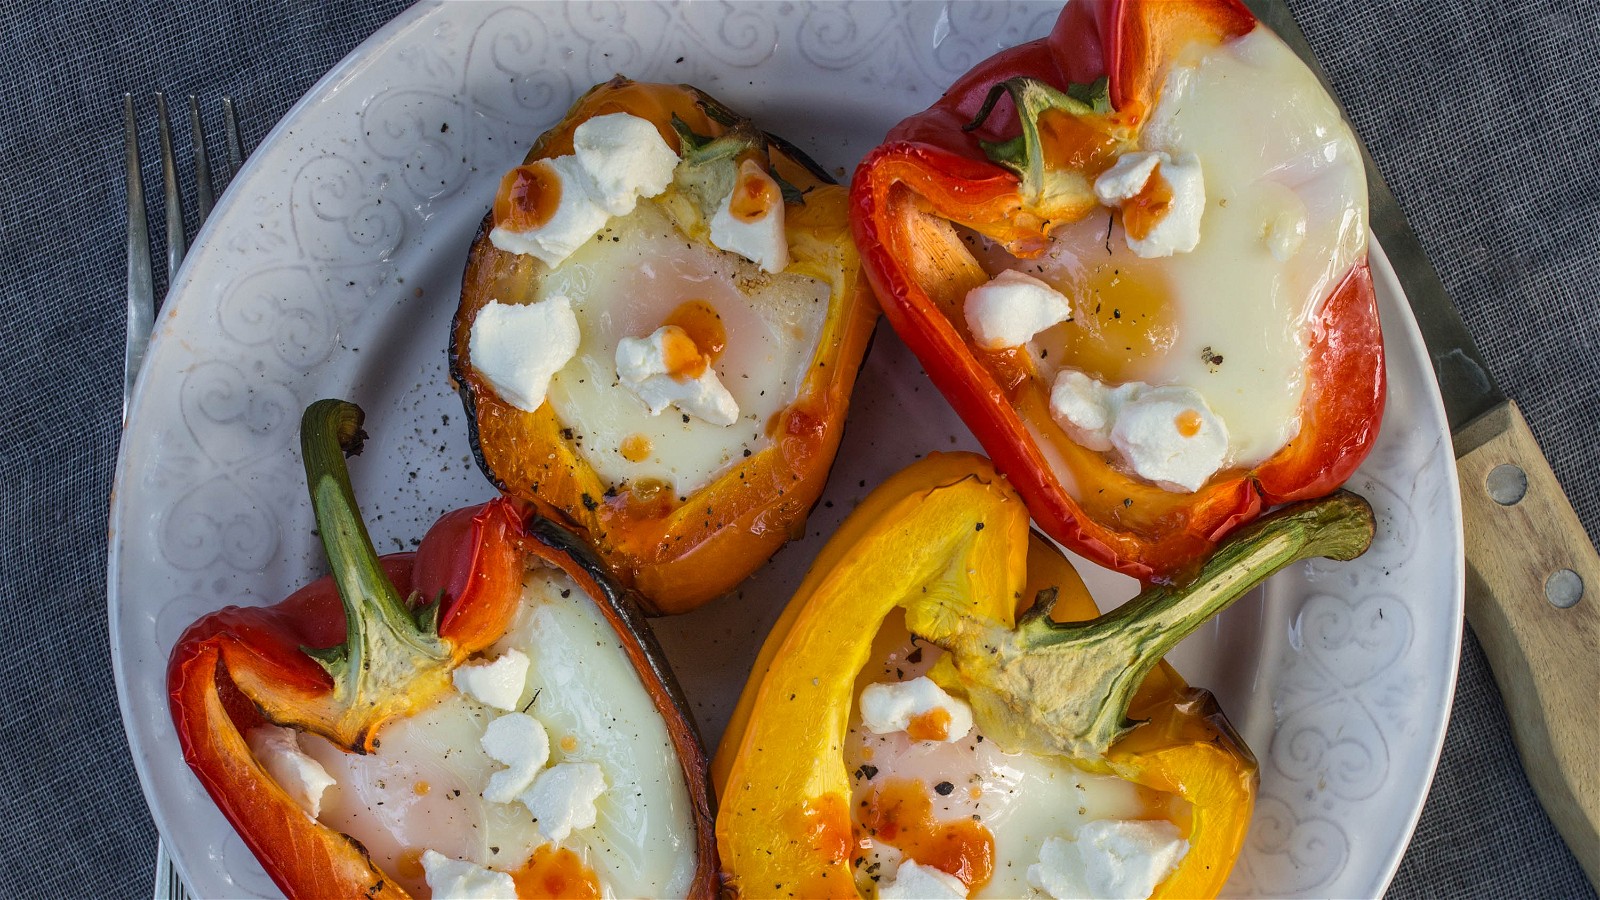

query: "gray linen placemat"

left=0, top=1, right=1592, bottom=897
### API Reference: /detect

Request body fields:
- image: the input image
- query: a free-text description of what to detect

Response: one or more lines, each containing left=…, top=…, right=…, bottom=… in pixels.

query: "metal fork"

left=123, top=92, right=245, bottom=423
left=125, top=91, right=247, bottom=900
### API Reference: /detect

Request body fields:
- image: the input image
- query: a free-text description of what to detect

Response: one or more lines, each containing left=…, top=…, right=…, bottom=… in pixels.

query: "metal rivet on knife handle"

left=1545, top=569, right=1584, bottom=610
left=1487, top=463, right=1529, bottom=506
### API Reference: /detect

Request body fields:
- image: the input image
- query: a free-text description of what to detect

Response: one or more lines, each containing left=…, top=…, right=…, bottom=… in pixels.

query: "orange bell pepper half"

left=713, top=453, right=1373, bottom=898
left=849, top=0, right=1384, bottom=581
left=167, top=400, right=717, bottom=898
left=452, top=78, right=878, bottom=615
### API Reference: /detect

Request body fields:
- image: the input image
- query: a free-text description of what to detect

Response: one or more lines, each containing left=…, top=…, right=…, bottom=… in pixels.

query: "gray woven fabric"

left=0, top=1, right=1592, bottom=898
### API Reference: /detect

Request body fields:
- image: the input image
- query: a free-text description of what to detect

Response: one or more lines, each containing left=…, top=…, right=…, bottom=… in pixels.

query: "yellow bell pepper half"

left=713, top=452, right=1373, bottom=898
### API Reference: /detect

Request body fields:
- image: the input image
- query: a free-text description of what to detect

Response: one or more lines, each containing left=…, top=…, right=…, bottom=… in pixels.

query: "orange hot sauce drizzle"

left=657, top=326, right=709, bottom=379
left=794, top=794, right=856, bottom=898
left=493, top=159, right=563, bottom=232
left=857, top=779, right=996, bottom=891
left=1121, top=165, right=1174, bottom=241
left=620, top=434, right=652, bottom=462
left=664, top=299, right=727, bottom=363
left=905, top=707, right=952, bottom=742
left=729, top=159, right=780, bottom=222
left=1175, top=408, right=1203, bottom=437
left=511, top=845, right=602, bottom=899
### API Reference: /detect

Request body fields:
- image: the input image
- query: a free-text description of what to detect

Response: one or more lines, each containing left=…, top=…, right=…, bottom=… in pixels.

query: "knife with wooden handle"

left=1246, top=0, right=1600, bottom=885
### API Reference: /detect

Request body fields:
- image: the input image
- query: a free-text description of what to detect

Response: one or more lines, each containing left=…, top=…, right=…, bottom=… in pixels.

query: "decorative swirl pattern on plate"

left=106, top=6, right=1462, bottom=899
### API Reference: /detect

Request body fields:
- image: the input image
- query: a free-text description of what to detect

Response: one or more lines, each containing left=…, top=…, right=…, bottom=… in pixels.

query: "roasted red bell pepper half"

left=850, top=0, right=1384, bottom=581
left=167, top=400, right=717, bottom=899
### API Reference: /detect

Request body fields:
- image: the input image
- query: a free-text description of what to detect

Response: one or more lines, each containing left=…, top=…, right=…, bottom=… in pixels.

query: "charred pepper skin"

left=848, top=0, right=1384, bottom=582
left=167, top=400, right=718, bottom=899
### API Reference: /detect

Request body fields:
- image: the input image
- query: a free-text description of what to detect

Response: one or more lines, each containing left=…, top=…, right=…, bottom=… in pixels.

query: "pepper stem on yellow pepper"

left=289, top=399, right=453, bottom=752
left=942, top=490, right=1374, bottom=761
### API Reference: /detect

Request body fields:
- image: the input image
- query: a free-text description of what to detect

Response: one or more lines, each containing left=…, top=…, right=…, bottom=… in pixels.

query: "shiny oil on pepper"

left=713, top=452, right=1373, bottom=898
left=167, top=400, right=718, bottom=899
left=848, top=0, right=1384, bottom=581
left=452, top=78, right=878, bottom=615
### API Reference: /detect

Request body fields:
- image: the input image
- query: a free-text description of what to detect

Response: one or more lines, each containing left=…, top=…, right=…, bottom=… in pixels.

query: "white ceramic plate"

left=108, top=3, right=1463, bottom=897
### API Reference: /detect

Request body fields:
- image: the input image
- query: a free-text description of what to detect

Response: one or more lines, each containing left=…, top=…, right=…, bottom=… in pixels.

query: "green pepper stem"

left=965, top=76, right=1107, bottom=203
left=947, top=491, right=1374, bottom=759
left=300, top=400, right=448, bottom=691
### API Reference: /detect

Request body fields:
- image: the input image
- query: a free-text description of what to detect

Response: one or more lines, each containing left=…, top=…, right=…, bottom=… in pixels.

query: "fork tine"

left=223, top=96, right=244, bottom=183
left=188, top=95, right=215, bottom=223
left=124, top=94, right=155, bottom=420
left=155, top=92, right=186, bottom=280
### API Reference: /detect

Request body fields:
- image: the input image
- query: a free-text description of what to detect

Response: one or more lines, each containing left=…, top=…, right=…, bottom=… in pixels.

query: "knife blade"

left=1245, top=0, right=1599, bottom=885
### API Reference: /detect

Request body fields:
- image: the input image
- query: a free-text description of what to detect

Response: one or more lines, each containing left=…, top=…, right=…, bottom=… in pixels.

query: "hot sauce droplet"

left=1175, top=408, right=1203, bottom=438
left=729, top=158, right=780, bottom=223
left=620, top=434, right=652, bottom=462
left=395, top=848, right=426, bottom=881
left=1121, top=166, right=1174, bottom=241
left=656, top=326, right=708, bottom=379
left=664, top=300, right=727, bottom=363
left=494, top=160, right=563, bottom=232
left=906, top=707, right=953, bottom=742
left=560, top=734, right=579, bottom=753
left=510, top=844, right=602, bottom=899
left=412, top=780, right=431, bottom=796
left=790, top=794, right=856, bottom=899
left=857, top=779, right=995, bottom=891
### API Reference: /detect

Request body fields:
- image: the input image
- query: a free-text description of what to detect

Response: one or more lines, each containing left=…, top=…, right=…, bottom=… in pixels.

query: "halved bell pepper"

left=713, top=452, right=1373, bottom=898
left=167, top=400, right=717, bottom=898
left=452, top=78, right=878, bottom=615
left=849, top=0, right=1384, bottom=581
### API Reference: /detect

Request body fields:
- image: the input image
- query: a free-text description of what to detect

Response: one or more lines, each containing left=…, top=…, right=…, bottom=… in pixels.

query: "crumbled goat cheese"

left=469, top=295, right=581, bottom=413
left=488, top=155, right=614, bottom=267
left=421, top=850, right=518, bottom=900
left=452, top=649, right=530, bottom=712
left=1110, top=386, right=1229, bottom=493
left=878, top=860, right=969, bottom=900
left=708, top=159, right=789, bottom=273
left=858, top=676, right=974, bottom=743
left=615, top=325, right=740, bottom=426
left=490, top=112, right=679, bottom=266
left=1093, top=150, right=1206, bottom=258
left=522, top=761, right=606, bottom=843
left=1026, top=819, right=1188, bottom=900
left=246, top=724, right=336, bottom=819
left=963, top=269, right=1074, bottom=350
left=1049, top=370, right=1228, bottom=493
left=480, top=713, right=550, bottom=805
left=570, top=112, right=678, bottom=216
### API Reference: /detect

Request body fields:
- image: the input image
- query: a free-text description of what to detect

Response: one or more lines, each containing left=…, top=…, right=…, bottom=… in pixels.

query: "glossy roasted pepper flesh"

left=167, top=400, right=717, bottom=899
left=849, top=0, right=1384, bottom=581
left=714, top=452, right=1373, bottom=898
left=452, top=78, right=878, bottom=615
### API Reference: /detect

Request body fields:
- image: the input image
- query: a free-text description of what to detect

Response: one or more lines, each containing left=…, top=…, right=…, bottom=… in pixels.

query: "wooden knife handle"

left=1455, top=399, right=1599, bottom=885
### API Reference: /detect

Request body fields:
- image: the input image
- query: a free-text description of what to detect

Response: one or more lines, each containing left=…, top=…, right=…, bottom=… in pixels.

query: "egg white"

left=298, top=565, right=697, bottom=898
left=540, top=200, right=829, bottom=498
